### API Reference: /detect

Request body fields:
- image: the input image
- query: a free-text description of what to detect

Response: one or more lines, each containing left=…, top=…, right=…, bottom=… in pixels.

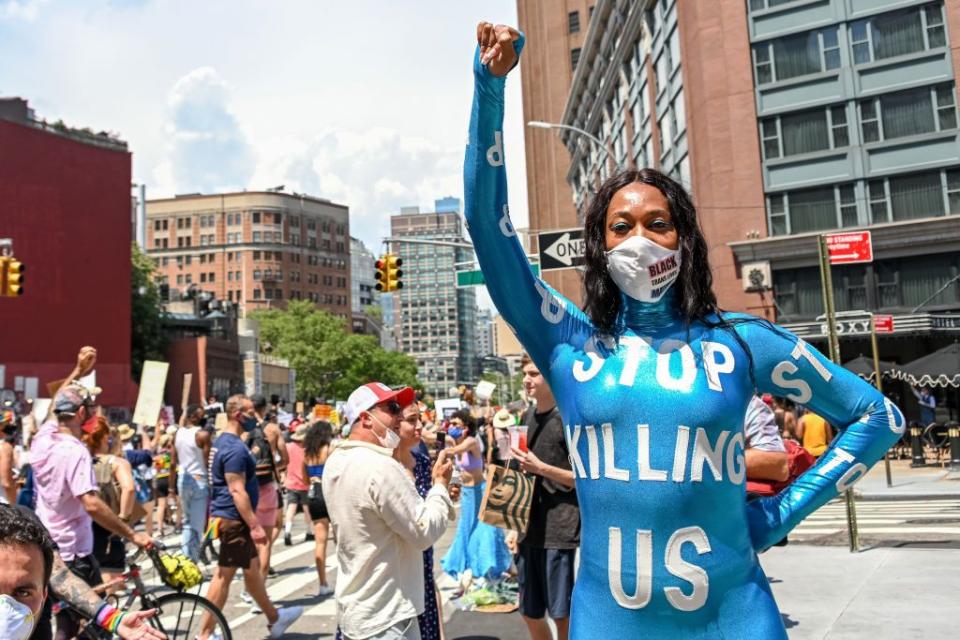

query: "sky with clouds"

left=1, top=0, right=530, bottom=265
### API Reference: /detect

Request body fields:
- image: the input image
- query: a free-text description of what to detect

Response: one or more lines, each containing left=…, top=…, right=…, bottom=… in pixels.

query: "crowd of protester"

left=0, top=342, right=885, bottom=640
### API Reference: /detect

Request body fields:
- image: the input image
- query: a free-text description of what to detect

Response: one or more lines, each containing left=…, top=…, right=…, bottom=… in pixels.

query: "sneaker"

left=304, top=532, right=315, bottom=542
left=268, top=605, right=303, bottom=638
left=284, top=533, right=293, bottom=546
left=317, top=584, right=333, bottom=597
left=250, top=601, right=263, bottom=615
left=267, top=566, right=278, bottom=578
left=239, top=590, right=253, bottom=605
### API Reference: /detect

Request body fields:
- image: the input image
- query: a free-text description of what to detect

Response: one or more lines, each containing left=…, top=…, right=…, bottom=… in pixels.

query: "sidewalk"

left=854, top=458, right=960, bottom=500
left=443, top=545, right=960, bottom=639
left=762, top=545, right=959, bottom=639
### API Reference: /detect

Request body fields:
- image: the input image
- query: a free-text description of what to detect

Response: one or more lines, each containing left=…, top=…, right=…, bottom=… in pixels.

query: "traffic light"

left=384, top=253, right=403, bottom=292
left=375, top=253, right=404, bottom=292
left=375, top=255, right=387, bottom=292
left=0, top=257, right=24, bottom=297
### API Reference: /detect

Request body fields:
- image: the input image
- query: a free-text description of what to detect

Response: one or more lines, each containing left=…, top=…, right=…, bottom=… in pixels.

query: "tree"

left=252, top=300, right=420, bottom=401
left=130, top=243, right=167, bottom=381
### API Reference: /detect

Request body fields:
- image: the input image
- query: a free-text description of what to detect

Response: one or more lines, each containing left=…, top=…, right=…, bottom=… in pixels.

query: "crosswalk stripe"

left=793, top=527, right=960, bottom=535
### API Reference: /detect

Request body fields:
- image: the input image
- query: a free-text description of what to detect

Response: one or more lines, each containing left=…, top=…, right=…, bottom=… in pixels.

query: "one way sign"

left=538, top=228, right=585, bottom=272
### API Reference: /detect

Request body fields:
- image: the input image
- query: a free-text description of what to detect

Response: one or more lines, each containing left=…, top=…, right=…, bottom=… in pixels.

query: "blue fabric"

left=209, top=432, right=259, bottom=520
left=440, top=482, right=511, bottom=581
left=178, top=473, right=209, bottom=562
left=463, top=36, right=906, bottom=638
left=15, top=464, right=34, bottom=509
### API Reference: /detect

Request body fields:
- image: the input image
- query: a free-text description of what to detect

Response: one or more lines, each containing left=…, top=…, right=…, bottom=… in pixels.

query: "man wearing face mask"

left=199, top=394, right=302, bottom=639
left=32, top=349, right=155, bottom=638
left=323, top=382, right=456, bottom=640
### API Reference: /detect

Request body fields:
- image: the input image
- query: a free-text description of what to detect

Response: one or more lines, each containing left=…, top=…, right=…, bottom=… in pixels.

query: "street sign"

left=538, top=228, right=585, bottom=271
left=826, top=231, right=873, bottom=265
left=455, top=263, right=540, bottom=288
left=874, top=314, right=894, bottom=333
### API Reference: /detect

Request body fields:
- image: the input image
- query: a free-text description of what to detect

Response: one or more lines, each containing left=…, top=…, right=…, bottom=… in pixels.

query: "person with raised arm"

left=464, top=22, right=906, bottom=638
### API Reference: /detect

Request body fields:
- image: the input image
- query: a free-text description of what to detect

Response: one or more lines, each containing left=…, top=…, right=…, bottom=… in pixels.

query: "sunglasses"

left=377, top=400, right=403, bottom=416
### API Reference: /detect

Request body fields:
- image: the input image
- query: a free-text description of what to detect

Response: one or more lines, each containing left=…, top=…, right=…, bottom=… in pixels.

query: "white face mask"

left=0, top=595, right=38, bottom=640
left=369, top=413, right=401, bottom=450
left=605, top=234, right=682, bottom=303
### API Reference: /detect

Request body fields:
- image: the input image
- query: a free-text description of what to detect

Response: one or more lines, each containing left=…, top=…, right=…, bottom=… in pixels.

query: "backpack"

left=746, top=439, right=817, bottom=497
left=94, top=455, right=122, bottom=514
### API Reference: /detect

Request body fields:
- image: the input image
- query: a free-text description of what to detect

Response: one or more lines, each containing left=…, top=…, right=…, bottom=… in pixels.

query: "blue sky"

left=1, top=0, right=529, bottom=261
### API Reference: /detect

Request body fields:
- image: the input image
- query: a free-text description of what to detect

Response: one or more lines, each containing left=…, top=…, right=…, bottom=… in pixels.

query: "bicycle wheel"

left=147, top=592, right=232, bottom=640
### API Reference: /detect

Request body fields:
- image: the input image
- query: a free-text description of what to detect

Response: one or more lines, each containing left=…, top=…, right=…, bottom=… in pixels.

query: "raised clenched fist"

left=476, top=22, right=521, bottom=77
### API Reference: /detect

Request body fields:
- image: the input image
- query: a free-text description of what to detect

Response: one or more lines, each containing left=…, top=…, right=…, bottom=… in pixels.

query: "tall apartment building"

left=517, top=0, right=596, bottom=304
left=146, top=191, right=351, bottom=319
left=476, top=308, right=495, bottom=358
left=390, top=207, right=478, bottom=398
left=558, top=0, right=960, bottom=381
left=350, top=236, right=378, bottom=313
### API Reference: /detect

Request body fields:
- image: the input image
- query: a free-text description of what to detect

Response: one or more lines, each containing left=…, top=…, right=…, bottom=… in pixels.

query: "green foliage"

left=130, top=243, right=167, bottom=381
left=251, top=300, right=420, bottom=401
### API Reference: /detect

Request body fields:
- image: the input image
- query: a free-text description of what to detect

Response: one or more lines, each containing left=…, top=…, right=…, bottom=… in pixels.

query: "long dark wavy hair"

left=304, top=421, right=333, bottom=459
left=583, top=168, right=718, bottom=332
left=582, top=168, right=759, bottom=381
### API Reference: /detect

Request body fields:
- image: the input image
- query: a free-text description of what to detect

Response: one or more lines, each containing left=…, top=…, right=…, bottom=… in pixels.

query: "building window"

left=568, top=10, right=580, bottom=34
left=749, top=0, right=799, bottom=9
left=571, top=47, right=581, bottom=71
left=753, top=26, right=840, bottom=85
left=253, top=288, right=261, bottom=299
left=208, top=272, right=215, bottom=283
left=766, top=183, right=862, bottom=235
left=253, top=231, right=261, bottom=242
left=859, top=83, right=957, bottom=143
left=850, top=3, right=945, bottom=65
left=252, top=212, right=261, bottom=224
left=760, top=104, right=850, bottom=160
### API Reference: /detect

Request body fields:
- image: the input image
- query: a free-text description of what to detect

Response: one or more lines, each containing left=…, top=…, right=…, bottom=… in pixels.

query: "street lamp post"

left=527, top=120, right=614, bottom=166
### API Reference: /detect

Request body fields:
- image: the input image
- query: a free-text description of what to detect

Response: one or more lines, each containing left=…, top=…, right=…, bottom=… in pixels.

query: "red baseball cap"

left=345, top=382, right=416, bottom=426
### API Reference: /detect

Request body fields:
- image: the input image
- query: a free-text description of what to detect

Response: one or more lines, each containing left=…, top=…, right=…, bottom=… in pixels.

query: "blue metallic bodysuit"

left=464, top=37, right=906, bottom=639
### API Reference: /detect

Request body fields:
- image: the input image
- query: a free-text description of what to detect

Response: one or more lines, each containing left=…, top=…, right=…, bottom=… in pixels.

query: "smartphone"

left=434, top=433, right=447, bottom=452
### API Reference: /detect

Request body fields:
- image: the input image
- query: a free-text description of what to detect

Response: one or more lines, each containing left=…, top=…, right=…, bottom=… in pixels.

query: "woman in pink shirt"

left=283, top=422, right=313, bottom=546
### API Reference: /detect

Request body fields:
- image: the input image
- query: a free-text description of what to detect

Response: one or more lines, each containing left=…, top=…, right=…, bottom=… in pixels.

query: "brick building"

left=517, top=0, right=595, bottom=305
left=146, top=191, right=351, bottom=319
left=0, top=98, right=137, bottom=407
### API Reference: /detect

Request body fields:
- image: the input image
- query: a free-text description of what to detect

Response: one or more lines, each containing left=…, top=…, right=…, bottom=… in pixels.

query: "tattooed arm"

left=50, top=551, right=167, bottom=639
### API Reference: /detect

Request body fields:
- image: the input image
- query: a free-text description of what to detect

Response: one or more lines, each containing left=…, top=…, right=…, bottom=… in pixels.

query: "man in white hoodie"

left=323, top=382, right=455, bottom=640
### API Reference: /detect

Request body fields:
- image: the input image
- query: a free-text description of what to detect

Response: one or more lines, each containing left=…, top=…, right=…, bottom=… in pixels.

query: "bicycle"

left=55, top=543, right=231, bottom=639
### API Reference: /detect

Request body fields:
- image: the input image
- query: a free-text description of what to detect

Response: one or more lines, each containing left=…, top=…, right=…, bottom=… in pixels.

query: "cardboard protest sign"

left=132, top=361, right=169, bottom=426
left=181, top=373, right=193, bottom=411
left=475, top=380, right=496, bottom=401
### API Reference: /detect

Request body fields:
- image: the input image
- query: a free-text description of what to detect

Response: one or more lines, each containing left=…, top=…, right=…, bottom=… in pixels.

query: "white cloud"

left=0, top=0, right=48, bottom=20
left=250, top=127, right=463, bottom=250
left=153, top=66, right=256, bottom=194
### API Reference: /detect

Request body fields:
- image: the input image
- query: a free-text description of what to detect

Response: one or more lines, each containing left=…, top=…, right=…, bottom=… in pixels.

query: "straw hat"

left=291, top=423, right=309, bottom=442
left=117, top=423, right=136, bottom=441
left=492, top=409, right=515, bottom=429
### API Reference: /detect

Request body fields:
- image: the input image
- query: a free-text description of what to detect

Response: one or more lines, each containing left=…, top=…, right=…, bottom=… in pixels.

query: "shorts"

left=155, top=475, right=170, bottom=497
left=217, top=518, right=257, bottom=569
left=255, top=481, right=279, bottom=528
left=92, top=522, right=127, bottom=571
left=286, top=488, right=308, bottom=512
left=516, top=545, right=575, bottom=620
left=307, top=483, right=329, bottom=521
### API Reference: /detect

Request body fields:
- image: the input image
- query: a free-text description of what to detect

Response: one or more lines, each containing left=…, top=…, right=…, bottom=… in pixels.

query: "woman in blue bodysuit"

left=465, top=23, right=906, bottom=639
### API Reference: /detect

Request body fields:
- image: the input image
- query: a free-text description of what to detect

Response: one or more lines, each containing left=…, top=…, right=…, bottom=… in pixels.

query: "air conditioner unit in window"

left=741, top=261, right=772, bottom=292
